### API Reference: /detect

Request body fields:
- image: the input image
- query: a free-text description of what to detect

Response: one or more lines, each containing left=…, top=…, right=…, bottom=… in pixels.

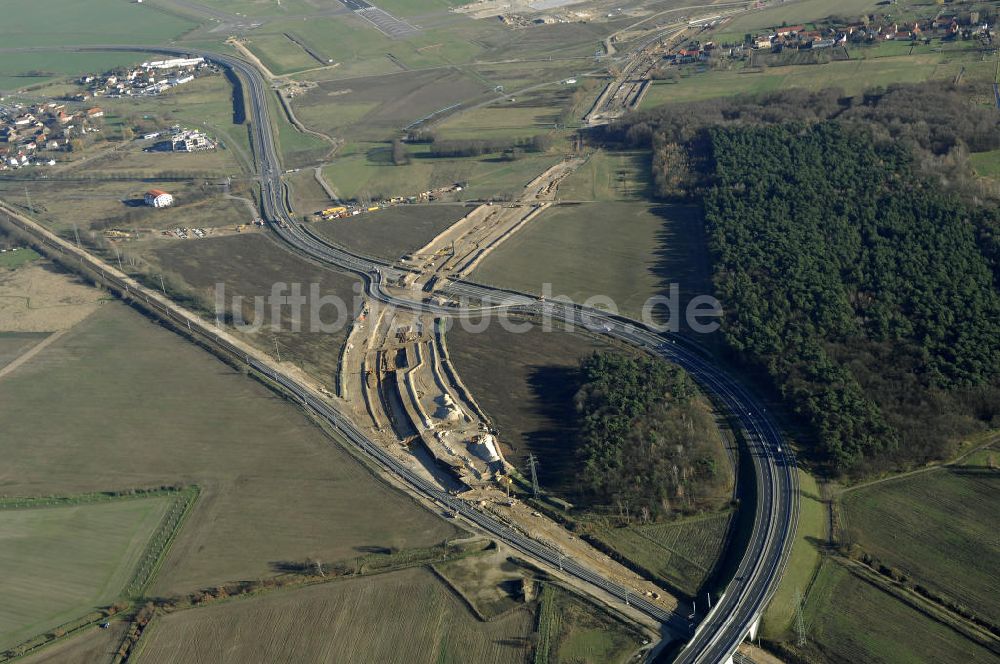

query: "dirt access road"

left=400, top=156, right=586, bottom=291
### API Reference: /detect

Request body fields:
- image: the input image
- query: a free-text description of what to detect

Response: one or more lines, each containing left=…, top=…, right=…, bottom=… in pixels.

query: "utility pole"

left=158, top=274, right=166, bottom=295
left=527, top=453, right=540, bottom=498
left=273, top=337, right=282, bottom=362
left=23, top=186, right=32, bottom=215
left=115, top=247, right=123, bottom=272
left=706, top=592, right=712, bottom=610
left=72, top=222, right=81, bottom=248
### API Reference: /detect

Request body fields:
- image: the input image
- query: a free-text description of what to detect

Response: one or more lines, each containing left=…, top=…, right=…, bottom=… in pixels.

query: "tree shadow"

left=523, top=364, right=582, bottom=495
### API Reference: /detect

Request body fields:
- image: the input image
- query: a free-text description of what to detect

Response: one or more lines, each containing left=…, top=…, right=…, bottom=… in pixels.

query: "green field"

left=470, top=201, right=708, bottom=321
left=178, top=0, right=321, bottom=17
left=434, top=87, right=574, bottom=140
left=594, top=512, right=733, bottom=596
left=970, top=149, right=1000, bottom=179
left=0, top=302, right=457, bottom=597
left=841, top=468, right=1000, bottom=624
left=15, top=620, right=126, bottom=664
left=762, top=470, right=826, bottom=638
left=719, top=0, right=882, bottom=35
left=321, top=147, right=559, bottom=202
left=0, top=248, right=40, bottom=270
left=247, top=14, right=503, bottom=79
left=0, top=0, right=195, bottom=48
left=246, top=33, right=318, bottom=75
left=0, top=332, right=47, bottom=370
left=641, top=53, right=993, bottom=108
left=558, top=150, right=651, bottom=202
left=293, top=68, right=491, bottom=141
left=0, top=51, right=153, bottom=93
left=801, top=560, right=995, bottom=663
left=312, top=204, right=470, bottom=261
left=267, top=92, right=332, bottom=169
left=135, top=566, right=535, bottom=664
left=0, top=497, right=171, bottom=651
left=536, top=584, right=644, bottom=664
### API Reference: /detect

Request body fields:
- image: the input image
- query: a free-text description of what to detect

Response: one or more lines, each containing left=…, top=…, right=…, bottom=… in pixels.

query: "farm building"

left=144, top=189, right=174, bottom=208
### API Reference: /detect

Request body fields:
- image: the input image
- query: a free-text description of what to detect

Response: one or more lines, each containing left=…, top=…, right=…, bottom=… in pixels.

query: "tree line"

left=399, top=131, right=553, bottom=160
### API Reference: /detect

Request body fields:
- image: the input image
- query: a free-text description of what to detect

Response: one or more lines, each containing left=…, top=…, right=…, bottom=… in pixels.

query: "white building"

left=144, top=189, right=174, bottom=208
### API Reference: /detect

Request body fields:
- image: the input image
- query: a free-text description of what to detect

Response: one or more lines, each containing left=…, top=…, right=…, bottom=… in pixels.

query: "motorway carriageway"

left=7, top=42, right=799, bottom=664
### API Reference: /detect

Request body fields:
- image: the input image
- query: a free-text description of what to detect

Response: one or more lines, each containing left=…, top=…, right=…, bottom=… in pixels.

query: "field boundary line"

left=0, top=327, right=69, bottom=381
left=836, top=431, right=1000, bottom=496
left=836, top=556, right=1000, bottom=655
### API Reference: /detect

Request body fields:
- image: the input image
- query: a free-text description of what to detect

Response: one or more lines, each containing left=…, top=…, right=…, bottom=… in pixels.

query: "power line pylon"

left=527, top=453, right=540, bottom=498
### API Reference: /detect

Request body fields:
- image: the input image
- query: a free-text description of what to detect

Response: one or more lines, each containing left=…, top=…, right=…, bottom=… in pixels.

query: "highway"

left=6, top=44, right=799, bottom=664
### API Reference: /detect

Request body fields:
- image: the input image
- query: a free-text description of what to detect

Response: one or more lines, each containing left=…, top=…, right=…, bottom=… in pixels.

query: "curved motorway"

left=7, top=44, right=799, bottom=664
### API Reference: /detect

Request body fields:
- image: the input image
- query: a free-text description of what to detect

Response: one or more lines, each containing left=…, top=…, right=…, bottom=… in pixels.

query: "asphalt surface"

left=6, top=44, right=800, bottom=664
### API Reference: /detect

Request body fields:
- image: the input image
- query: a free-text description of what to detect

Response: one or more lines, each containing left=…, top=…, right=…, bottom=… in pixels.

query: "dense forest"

left=700, top=122, right=998, bottom=472
left=600, top=82, right=1000, bottom=201
left=574, top=352, right=729, bottom=520
left=596, top=83, right=1000, bottom=474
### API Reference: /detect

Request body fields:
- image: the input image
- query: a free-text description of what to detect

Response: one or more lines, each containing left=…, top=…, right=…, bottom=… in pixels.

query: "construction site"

left=396, top=155, right=586, bottom=292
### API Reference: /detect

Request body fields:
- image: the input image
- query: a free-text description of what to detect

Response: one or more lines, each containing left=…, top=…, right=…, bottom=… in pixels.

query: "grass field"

left=0, top=302, right=458, bottom=597
left=293, top=68, right=492, bottom=141
left=801, top=559, right=996, bottom=663
left=433, top=87, right=574, bottom=141
left=182, top=0, right=321, bottom=17
left=445, top=321, right=618, bottom=495
left=470, top=201, right=710, bottom=321
left=16, top=620, right=126, bottom=664
left=248, top=14, right=504, bottom=79
left=321, top=148, right=561, bottom=202
left=75, top=148, right=240, bottom=178
left=641, top=53, right=994, bottom=108
left=0, top=332, right=47, bottom=370
left=762, top=470, right=826, bottom=639
left=0, top=51, right=152, bottom=93
left=151, top=233, right=361, bottom=383
left=840, top=468, right=1000, bottom=624
left=719, top=0, right=882, bottom=35
left=0, top=497, right=171, bottom=651
left=593, top=511, right=733, bottom=597
left=246, top=33, right=318, bottom=75
left=970, top=149, right=1000, bottom=179
left=537, top=584, right=644, bottom=664
left=311, top=204, right=470, bottom=260
left=135, top=566, right=535, bottom=664
left=0, top=0, right=195, bottom=48
left=0, top=179, right=251, bottom=239
left=0, top=248, right=40, bottom=270
left=558, top=150, right=651, bottom=202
